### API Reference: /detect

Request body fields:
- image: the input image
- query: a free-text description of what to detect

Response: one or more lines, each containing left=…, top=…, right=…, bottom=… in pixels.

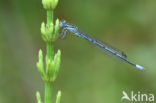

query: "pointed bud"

left=41, top=22, right=48, bottom=41
left=54, top=19, right=60, bottom=38
left=36, top=49, right=45, bottom=78
left=41, top=22, right=46, bottom=35
left=41, top=22, right=54, bottom=41
left=56, top=91, right=61, bottom=103
left=36, top=91, right=42, bottom=103
left=48, top=22, right=54, bottom=39
left=53, top=50, right=61, bottom=80
left=46, top=58, right=55, bottom=80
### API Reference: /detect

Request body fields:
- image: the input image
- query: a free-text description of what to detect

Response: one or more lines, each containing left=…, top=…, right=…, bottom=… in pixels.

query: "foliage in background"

left=0, top=0, right=156, bottom=103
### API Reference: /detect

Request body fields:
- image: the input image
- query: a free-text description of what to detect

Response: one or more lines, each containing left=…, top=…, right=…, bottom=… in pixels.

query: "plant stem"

left=44, top=82, right=53, bottom=103
left=45, top=10, right=54, bottom=103
left=46, top=42, right=54, bottom=60
left=46, top=10, right=54, bottom=60
left=37, top=1, right=61, bottom=103
left=47, top=10, right=53, bottom=24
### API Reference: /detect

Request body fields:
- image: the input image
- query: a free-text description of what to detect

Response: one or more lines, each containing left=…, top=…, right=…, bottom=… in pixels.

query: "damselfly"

left=59, top=20, right=145, bottom=71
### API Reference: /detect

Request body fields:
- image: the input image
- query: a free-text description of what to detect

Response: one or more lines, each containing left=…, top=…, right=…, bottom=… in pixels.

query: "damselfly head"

left=60, top=20, right=66, bottom=27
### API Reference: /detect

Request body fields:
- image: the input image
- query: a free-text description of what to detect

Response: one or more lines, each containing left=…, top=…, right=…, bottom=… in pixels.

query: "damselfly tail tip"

left=136, top=64, right=145, bottom=71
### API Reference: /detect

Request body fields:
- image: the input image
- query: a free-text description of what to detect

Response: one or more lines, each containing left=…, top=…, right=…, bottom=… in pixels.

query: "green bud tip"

left=36, top=91, right=41, bottom=99
left=55, top=19, right=60, bottom=34
left=41, top=22, right=48, bottom=41
left=54, top=49, right=61, bottom=58
left=56, top=91, right=61, bottom=103
left=41, top=22, right=46, bottom=35
left=42, top=0, right=59, bottom=10
left=39, top=49, right=43, bottom=59
left=36, top=91, right=42, bottom=103
left=46, top=59, right=51, bottom=73
left=48, top=23, right=54, bottom=38
left=53, top=50, right=61, bottom=80
left=57, top=91, right=61, bottom=97
left=46, top=58, right=55, bottom=80
left=37, top=49, right=45, bottom=78
left=41, top=22, right=54, bottom=41
left=49, top=23, right=54, bottom=32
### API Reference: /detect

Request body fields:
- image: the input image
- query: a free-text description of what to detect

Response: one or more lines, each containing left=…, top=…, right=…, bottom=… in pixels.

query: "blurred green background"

left=0, top=0, right=156, bottom=103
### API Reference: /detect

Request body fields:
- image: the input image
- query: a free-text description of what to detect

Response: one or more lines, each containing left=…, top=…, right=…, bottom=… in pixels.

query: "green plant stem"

left=45, top=10, right=54, bottom=103
left=44, top=82, right=53, bottom=103
left=47, top=10, right=53, bottom=24
left=46, top=10, right=54, bottom=60
left=46, top=42, right=54, bottom=60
